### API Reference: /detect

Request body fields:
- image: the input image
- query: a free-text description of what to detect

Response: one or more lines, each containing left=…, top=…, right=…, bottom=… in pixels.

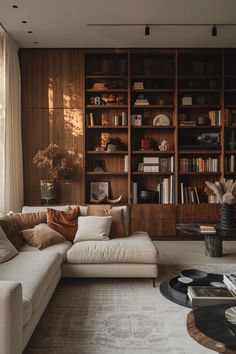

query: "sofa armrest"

left=0, top=281, right=23, bottom=354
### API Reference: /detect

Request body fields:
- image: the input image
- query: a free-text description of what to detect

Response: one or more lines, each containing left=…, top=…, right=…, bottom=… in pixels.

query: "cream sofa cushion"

left=74, top=216, right=112, bottom=242
left=0, top=226, right=18, bottom=263
left=67, top=232, right=158, bottom=264
left=0, top=252, right=62, bottom=311
left=22, top=205, right=71, bottom=213
left=20, top=241, right=72, bottom=262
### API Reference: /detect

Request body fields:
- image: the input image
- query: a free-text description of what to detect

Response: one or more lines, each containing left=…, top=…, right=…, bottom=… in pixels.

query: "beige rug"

left=24, top=264, right=236, bottom=354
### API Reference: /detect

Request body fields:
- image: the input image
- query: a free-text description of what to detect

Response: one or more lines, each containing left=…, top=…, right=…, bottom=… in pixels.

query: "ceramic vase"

left=220, top=204, right=235, bottom=229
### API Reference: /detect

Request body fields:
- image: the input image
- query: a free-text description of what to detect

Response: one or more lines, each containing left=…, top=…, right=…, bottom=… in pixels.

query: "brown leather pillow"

left=87, top=206, right=126, bottom=238
left=47, top=205, right=80, bottom=241
left=12, top=212, right=47, bottom=231
left=87, top=205, right=111, bottom=216
left=21, top=223, right=65, bottom=249
left=0, top=215, right=24, bottom=250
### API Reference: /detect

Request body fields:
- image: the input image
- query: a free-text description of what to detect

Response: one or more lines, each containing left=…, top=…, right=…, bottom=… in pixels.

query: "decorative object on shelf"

left=159, top=98, right=166, bottom=105
left=141, top=136, right=153, bottom=150
left=101, top=132, right=110, bottom=149
left=89, top=96, right=101, bottom=105
left=205, top=179, right=236, bottom=229
left=197, top=116, right=209, bottom=125
left=228, top=131, right=236, bottom=150
left=40, top=179, right=57, bottom=205
left=196, top=95, right=208, bottom=105
left=91, top=191, right=123, bottom=204
left=33, top=144, right=76, bottom=180
left=101, top=113, right=109, bottom=126
left=182, top=96, right=192, bottom=106
left=197, top=133, right=220, bottom=145
left=153, top=114, right=170, bottom=126
left=101, top=94, right=124, bottom=105
left=133, top=82, right=144, bottom=90
left=106, top=194, right=123, bottom=204
left=158, top=139, right=170, bottom=151
left=134, top=94, right=149, bottom=106
left=131, top=114, right=142, bottom=126
left=106, top=138, right=125, bottom=151
left=93, top=159, right=104, bottom=172
left=90, top=181, right=109, bottom=203
left=178, top=113, right=188, bottom=124
left=140, top=190, right=158, bottom=203
left=92, top=82, right=106, bottom=90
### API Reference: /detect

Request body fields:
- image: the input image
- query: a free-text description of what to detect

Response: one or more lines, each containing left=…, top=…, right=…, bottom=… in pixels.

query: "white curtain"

left=0, top=30, right=23, bottom=213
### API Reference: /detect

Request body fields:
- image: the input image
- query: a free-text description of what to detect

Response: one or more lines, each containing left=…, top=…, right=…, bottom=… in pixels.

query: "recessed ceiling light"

left=34, top=41, right=38, bottom=44
left=12, top=5, right=18, bottom=8
left=22, top=20, right=27, bottom=24
left=28, top=31, right=32, bottom=34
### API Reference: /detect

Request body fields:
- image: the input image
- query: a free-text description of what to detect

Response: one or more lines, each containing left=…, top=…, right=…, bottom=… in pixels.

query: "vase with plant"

left=205, top=179, right=236, bottom=229
left=33, top=144, right=76, bottom=204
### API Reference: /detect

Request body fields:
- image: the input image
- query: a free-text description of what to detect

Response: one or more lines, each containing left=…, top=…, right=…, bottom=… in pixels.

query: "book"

left=200, top=225, right=216, bottom=234
left=188, top=286, right=236, bottom=306
left=223, top=274, right=236, bottom=295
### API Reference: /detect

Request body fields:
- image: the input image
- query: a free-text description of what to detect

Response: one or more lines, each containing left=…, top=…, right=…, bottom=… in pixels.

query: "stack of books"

left=134, top=98, right=149, bottom=106
left=180, top=183, right=200, bottom=204
left=187, top=274, right=236, bottom=306
left=179, top=121, right=196, bottom=126
left=133, top=82, right=144, bottom=90
left=199, top=225, right=216, bottom=234
left=138, top=156, right=174, bottom=173
left=209, top=110, right=221, bottom=126
left=157, top=176, right=175, bottom=204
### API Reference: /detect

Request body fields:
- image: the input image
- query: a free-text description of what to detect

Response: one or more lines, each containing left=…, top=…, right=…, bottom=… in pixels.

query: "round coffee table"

left=187, top=304, right=236, bottom=353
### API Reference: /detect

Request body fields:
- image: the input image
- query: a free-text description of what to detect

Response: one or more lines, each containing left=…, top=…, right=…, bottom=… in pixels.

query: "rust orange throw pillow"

left=47, top=206, right=80, bottom=241
left=12, top=212, right=47, bottom=231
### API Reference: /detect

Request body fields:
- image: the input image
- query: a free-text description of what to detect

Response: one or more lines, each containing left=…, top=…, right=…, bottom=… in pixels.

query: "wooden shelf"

left=86, top=151, right=128, bottom=155
left=132, top=172, right=175, bottom=175
left=86, top=89, right=128, bottom=92
left=132, top=125, right=175, bottom=129
left=86, top=75, right=128, bottom=79
left=86, top=105, right=128, bottom=109
left=224, top=105, right=236, bottom=108
left=179, top=125, right=221, bottom=129
left=179, top=150, right=222, bottom=154
left=179, top=75, right=221, bottom=79
left=179, top=172, right=221, bottom=175
left=225, top=172, right=236, bottom=175
left=225, top=126, right=236, bottom=129
left=87, top=125, right=128, bottom=129
left=132, top=105, right=174, bottom=109
left=132, top=89, right=174, bottom=92
left=179, top=89, right=220, bottom=92
left=132, top=150, right=175, bottom=155
left=225, top=150, right=236, bottom=154
left=132, top=75, right=175, bottom=79
left=86, top=172, right=128, bottom=175
left=179, top=105, right=220, bottom=109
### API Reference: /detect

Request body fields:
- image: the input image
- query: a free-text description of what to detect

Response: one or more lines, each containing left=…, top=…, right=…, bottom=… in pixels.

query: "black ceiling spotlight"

left=145, top=25, right=150, bottom=36
left=212, top=24, right=217, bottom=37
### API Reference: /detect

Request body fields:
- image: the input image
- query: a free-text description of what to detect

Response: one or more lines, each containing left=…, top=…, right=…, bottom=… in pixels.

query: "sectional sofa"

left=0, top=205, right=158, bottom=354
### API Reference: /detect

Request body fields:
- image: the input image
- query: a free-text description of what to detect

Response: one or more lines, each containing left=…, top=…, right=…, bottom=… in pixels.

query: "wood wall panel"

left=20, top=49, right=85, bottom=205
left=177, top=204, right=220, bottom=222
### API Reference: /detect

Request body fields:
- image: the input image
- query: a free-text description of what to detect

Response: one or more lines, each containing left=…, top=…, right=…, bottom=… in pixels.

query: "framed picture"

left=90, top=181, right=109, bottom=202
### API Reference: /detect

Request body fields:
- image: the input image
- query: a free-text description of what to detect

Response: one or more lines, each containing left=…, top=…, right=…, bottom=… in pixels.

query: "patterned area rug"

left=24, top=264, right=236, bottom=354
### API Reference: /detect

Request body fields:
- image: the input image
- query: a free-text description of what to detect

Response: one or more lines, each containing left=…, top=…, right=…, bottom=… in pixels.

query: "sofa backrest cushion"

left=74, top=216, right=112, bottom=242
left=87, top=206, right=127, bottom=238
left=21, top=223, right=65, bottom=249
left=22, top=205, right=71, bottom=213
left=0, top=226, right=18, bottom=263
left=12, top=212, right=47, bottom=231
left=0, top=215, right=24, bottom=250
left=47, top=205, right=80, bottom=241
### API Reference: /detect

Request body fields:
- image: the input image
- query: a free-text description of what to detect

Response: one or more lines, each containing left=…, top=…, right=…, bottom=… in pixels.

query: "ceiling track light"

left=212, top=24, right=217, bottom=37
left=145, top=25, right=150, bottom=36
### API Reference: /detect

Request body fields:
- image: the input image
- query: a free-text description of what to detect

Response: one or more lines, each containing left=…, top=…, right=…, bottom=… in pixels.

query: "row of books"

left=157, top=176, right=176, bottom=204
left=208, top=110, right=221, bottom=126
left=180, top=183, right=200, bottom=204
left=138, top=157, right=174, bottom=173
left=179, top=157, right=219, bottom=173
left=225, top=155, right=236, bottom=173
left=188, top=274, right=236, bottom=306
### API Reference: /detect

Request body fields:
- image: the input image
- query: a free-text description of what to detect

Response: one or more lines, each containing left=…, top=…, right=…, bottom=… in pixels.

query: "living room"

left=0, top=1, right=236, bottom=353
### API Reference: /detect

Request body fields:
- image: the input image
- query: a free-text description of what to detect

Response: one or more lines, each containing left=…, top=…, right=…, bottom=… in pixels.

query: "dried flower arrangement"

left=205, top=179, right=236, bottom=204
left=33, top=144, right=76, bottom=180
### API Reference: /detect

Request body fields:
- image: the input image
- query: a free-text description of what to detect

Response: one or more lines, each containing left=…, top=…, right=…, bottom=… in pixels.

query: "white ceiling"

left=1, top=0, right=236, bottom=48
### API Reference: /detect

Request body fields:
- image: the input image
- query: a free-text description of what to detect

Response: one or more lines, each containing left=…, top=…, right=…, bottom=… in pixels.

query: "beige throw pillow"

left=0, top=226, right=18, bottom=263
left=21, top=223, right=65, bottom=249
left=74, top=216, right=112, bottom=242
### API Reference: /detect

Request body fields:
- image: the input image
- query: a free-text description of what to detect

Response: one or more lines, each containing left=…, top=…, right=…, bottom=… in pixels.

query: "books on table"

left=199, top=225, right=216, bottom=234
left=188, top=286, right=236, bottom=306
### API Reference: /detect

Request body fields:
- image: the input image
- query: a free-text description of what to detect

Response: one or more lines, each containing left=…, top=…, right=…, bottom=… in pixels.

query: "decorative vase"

left=40, top=180, right=57, bottom=205
left=220, top=204, right=235, bottom=229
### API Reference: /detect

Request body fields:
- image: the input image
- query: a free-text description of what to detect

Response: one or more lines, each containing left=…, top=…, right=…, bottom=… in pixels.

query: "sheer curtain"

left=0, top=30, right=23, bottom=213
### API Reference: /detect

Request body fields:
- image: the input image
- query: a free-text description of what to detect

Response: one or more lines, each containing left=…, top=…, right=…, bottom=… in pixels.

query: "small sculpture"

left=159, top=140, right=170, bottom=151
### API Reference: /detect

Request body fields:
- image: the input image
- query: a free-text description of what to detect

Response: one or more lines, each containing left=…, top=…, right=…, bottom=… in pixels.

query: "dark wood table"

left=177, top=223, right=236, bottom=257
left=187, top=304, right=236, bottom=353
